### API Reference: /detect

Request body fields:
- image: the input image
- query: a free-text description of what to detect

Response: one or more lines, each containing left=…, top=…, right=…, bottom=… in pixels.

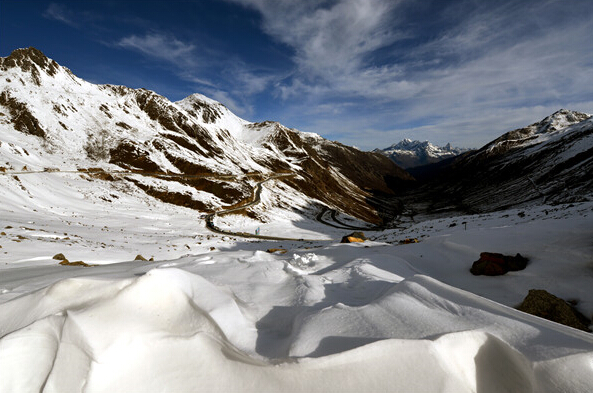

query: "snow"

left=1, top=130, right=592, bottom=393
left=1, top=158, right=593, bottom=391
left=484, top=109, right=592, bottom=154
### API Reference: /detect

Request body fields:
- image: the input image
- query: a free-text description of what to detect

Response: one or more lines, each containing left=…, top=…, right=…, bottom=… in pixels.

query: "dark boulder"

left=517, top=289, right=592, bottom=332
left=470, top=252, right=528, bottom=276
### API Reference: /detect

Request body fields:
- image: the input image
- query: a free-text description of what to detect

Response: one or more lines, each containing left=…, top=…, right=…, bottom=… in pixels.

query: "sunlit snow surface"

left=1, top=168, right=593, bottom=391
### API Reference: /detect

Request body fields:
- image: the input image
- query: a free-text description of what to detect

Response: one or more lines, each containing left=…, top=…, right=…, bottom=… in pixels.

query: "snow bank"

left=2, top=262, right=593, bottom=392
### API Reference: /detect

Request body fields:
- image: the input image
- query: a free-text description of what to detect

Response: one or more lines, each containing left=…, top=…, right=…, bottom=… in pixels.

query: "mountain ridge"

left=403, top=108, right=593, bottom=214
left=0, top=47, right=410, bottom=224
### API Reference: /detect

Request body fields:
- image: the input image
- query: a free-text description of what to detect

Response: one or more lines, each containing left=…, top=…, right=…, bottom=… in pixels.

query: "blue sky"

left=1, top=0, right=592, bottom=150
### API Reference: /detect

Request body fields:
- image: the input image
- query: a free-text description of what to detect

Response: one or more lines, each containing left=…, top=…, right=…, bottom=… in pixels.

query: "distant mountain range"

left=375, top=140, right=470, bottom=169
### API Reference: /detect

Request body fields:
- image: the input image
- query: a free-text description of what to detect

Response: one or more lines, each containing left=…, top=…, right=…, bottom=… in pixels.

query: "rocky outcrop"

left=341, top=232, right=367, bottom=243
left=0, top=92, right=45, bottom=138
left=59, top=259, right=94, bottom=267
left=517, top=289, right=592, bottom=332
left=470, top=252, right=528, bottom=276
left=266, top=248, right=288, bottom=254
left=109, top=140, right=161, bottom=172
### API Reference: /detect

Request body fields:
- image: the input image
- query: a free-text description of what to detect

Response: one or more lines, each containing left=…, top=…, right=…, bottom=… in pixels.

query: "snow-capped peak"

left=181, top=93, right=223, bottom=107
left=481, top=109, right=592, bottom=157
left=376, top=139, right=468, bottom=168
left=536, top=109, right=591, bottom=135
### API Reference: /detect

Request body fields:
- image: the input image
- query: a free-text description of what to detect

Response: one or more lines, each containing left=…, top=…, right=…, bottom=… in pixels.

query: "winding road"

left=2, top=168, right=389, bottom=241
left=203, top=173, right=330, bottom=242
left=315, top=208, right=387, bottom=232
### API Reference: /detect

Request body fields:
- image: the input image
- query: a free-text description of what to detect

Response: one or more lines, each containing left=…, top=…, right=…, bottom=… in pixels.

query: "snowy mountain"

left=405, top=109, right=593, bottom=213
left=0, top=47, right=411, bottom=224
left=375, top=139, right=469, bottom=168
left=480, top=109, right=591, bottom=157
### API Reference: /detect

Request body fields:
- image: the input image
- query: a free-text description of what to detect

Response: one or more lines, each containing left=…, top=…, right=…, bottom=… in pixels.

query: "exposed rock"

left=470, top=252, right=528, bottom=276
left=134, top=254, right=147, bottom=261
left=127, top=178, right=210, bottom=211
left=0, top=47, right=60, bottom=77
left=517, top=289, right=592, bottom=332
left=109, top=140, right=161, bottom=172
left=0, top=91, right=45, bottom=138
left=267, top=248, right=288, bottom=254
left=59, top=259, right=94, bottom=267
left=341, top=232, right=367, bottom=243
left=52, top=253, right=66, bottom=260
left=263, top=125, right=413, bottom=224
left=399, top=238, right=419, bottom=244
left=342, top=236, right=365, bottom=243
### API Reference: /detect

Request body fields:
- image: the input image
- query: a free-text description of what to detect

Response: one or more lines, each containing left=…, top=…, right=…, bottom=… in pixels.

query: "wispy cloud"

left=207, top=89, right=253, bottom=116
left=230, top=0, right=593, bottom=148
left=43, top=2, right=79, bottom=28
left=229, top=0, right=406, bottom=101
left=42, top=2, right=273, bottom=115
left=114, top=31, right=271, bottom=115
left=116, top=33, right=196, bottom=65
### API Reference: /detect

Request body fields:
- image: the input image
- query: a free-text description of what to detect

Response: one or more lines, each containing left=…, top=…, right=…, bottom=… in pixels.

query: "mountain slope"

left=0, top=47, right=411, bottom=223
left=404, top=109, right=593, bottom=213
left=375, top=139, right=469, bottom=169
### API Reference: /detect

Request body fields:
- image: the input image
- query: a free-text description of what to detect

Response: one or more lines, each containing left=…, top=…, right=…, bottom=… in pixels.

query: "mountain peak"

left=0, top=46, right=411, bottom=224
left=537, top=109, right=591, bottom=134
left=378, top=139, right=468, bottom=169
left=1, top=47, right=61, bottom=82
left=8, top=47, right=47, bottom=61
left=389, top=139, right=430, bottom=150
left=479, top=108, right=591, bottom=158
left=181, top=93, right=223, bottom=107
